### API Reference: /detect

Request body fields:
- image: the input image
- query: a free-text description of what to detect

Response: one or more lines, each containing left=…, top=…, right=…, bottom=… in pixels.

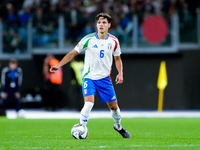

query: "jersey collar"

left=95, top=32, right=109, bottom=40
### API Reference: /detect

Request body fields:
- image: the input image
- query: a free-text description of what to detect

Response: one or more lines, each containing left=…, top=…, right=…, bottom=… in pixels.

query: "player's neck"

left=97, top=31, right=108, bottom=40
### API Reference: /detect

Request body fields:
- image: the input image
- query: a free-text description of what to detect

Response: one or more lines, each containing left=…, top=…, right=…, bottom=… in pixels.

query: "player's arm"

left=17, top=68, right=23, bottom=89
left=43, top=56, right=50, bottom=76
left=50, top=49, right=78, bottom=73
left=114, top=55, right=123, bottom=84
left=1, top=67, right=7, bottom=91
left=15, top=68, right=22, bottom=98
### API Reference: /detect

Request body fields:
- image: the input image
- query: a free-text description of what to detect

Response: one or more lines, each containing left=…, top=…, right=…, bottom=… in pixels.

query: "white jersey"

left=74, top=32, right=121, bottom=80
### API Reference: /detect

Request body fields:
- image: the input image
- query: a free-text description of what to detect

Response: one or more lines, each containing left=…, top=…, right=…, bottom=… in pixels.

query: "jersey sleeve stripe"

left=83, top=38, right=92, bottom=50
left=113, top=40, right=118, bottom=52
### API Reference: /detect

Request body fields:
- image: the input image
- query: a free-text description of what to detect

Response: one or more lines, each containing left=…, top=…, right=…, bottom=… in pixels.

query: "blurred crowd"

left=0, top=0, right=199, bottom=52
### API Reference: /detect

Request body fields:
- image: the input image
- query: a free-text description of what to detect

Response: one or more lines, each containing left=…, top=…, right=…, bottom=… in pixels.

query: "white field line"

left=6, top=110, right=200, bottom=119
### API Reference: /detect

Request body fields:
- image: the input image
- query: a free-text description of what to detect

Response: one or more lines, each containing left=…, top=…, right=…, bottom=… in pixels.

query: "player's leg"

left=80, top=78, right=96, bottom=126
left=14, top=92, right=21, bottom=112
left=94, top=77, right=130, bottom=137
left=1, top=92, right=8, bottom=110
left=106, top=100, right=121, bottom=125
left=107, top=101, right=131, bottom=138
left=95, top=77, right=122, bottom=130
left=80, top=95, right=94, bottom=126
left=107, top=101, right=121, bottom=128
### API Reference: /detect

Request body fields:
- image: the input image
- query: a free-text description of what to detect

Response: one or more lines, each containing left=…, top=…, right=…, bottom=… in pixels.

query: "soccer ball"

left=71, top=123, right=88, bottom=139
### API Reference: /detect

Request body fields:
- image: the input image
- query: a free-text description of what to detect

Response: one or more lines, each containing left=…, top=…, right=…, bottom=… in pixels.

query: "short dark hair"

left=9, top=58, right=18, bottom=64
left=96, top=12, right=112, bottom=23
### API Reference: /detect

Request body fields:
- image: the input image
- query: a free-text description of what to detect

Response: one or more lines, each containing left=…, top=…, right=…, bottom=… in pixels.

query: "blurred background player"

left=43, top=54, right=63, bottom=111
left=50, top=12, right=131, bottom=138
left=1, top=58, right=23, bottom=116
left=69, top=56, right=84, bottom=111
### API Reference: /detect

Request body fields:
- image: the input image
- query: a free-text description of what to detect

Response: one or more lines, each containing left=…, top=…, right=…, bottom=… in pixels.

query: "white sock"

left=111, top=107, right=122, bottom=130
left=80, top=102, right=94, bottom=126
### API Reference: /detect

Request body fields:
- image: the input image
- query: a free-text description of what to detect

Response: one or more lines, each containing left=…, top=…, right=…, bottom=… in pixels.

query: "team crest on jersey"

left=84, top=89, right=87, bottom=94
left=108, top=43, right=112, bottom=50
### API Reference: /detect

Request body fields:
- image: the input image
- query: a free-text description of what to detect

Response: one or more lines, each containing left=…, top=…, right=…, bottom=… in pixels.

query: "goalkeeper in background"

left=1, top=58, right=22, bottom=116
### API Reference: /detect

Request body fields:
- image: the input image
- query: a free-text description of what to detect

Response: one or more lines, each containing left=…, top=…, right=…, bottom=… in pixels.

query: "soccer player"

left=1, top=58, right=22, bottom=114
left=50, top=12, right=131, bottom=138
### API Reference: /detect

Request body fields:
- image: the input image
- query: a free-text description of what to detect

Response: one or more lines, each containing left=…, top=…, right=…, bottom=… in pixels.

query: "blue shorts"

left=82, top=77, right=117, bottom=103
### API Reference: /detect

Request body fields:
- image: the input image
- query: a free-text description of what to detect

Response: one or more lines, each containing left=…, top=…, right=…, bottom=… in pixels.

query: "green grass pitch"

left=0, top=117, right=200, bottom=150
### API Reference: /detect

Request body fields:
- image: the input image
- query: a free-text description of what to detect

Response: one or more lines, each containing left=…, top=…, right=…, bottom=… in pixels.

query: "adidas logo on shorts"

left=111, top=96, right=116, bottom=100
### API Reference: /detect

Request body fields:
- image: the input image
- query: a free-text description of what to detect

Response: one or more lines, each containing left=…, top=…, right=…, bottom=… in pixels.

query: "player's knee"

left=109, top=105, right=118, bottom=111
left=107, top=101, right=118, bottom=110
left=84, top=95, right=94, bottom=103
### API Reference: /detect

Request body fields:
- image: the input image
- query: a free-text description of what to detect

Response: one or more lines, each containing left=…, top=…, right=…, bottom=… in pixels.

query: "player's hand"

left=50, top=65, right=59, bottom=73
left=15, top=92, right=21, bottom=98
left=115, top=73, right=123, bottom=84
left=1, top=92, right=7, bottom=99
